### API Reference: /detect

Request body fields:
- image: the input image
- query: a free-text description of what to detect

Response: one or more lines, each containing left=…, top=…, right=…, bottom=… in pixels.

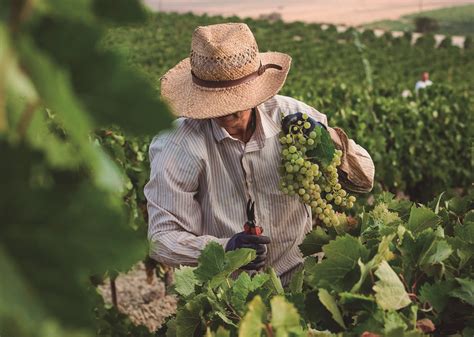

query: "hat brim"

left=160, top=52, right=291, bottom=119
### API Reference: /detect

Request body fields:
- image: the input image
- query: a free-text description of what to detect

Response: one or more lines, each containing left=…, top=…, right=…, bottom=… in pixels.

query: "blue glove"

left=281, top=112, right=326, bottom=136
left=225, top=232, right=271, bottom=271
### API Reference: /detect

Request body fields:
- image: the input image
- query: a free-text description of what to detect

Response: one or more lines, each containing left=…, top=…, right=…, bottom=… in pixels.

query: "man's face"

left=422, top=72, right=429, bottom=81
left=214, top=109, right=252, bottom=132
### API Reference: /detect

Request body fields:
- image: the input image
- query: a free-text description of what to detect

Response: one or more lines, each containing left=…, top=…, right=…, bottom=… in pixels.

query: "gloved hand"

left=225, top=232, right=271, bottom=271
left=281, top=112, right=326, bottom=136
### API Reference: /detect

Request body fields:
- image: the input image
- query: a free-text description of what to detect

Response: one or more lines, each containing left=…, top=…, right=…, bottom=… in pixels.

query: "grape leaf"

left=351, top=234, right=395, bottom=293
left=318, top=289, right=346, bottom=329
left=299, top=226, right=331, bottom=257
left=270, top=296, right=304, bottom=334
left=231, top=273, right=270, bottom=313
left=175, top=294, right=207, bottom=337
left=209, top=326, right=231, bottom=337
left=194, top=243, right=255, bottom=288
left=194, top=242, right=226, bottom=283
left=306, top=127, right=336, bottom=166
left=209, top=248, right=256, bottom=288
left=373, top=261, right=411, bottom=310
left=266, top=267, right=284, bottom=295
left=418, top=239, right=452, bottom=266
left=407, top=206, right=440, bottom=233
left=306, top=235, right=369, bottom=292
left=451, top=278, right=474, bottom=306
left=231, top=272, right=253, bottom=313
left=289, top=266, right=304, bottom=294
left=174, top=266, right=199, bottom=297
left=419, top=280, right=457, bottom=312
left=239, top=295, right=267, bottom=337
left=339, top=292, right=376, bottom=312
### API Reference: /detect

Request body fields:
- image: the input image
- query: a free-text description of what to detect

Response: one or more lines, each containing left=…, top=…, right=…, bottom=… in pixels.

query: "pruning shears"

left=243, top=199, right=263, bottom=236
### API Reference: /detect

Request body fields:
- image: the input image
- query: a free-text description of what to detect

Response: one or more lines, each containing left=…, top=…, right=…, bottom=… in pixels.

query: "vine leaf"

left=373, top=261, right=411, bottom=310
left=270, top=296, right=304, bottom=334
left=318, top=288, right=346, bottom=329
left=451, top=278, right=474, bottom=306
left=174, top=266, right=199, bottom=297
left=238, top=295, right=267, bottom=337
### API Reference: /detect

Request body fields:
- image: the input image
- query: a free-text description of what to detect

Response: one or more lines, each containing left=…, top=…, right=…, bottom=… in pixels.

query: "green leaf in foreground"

left=270, top=296, right=304, bottom=334
left=174, top=266, right=199, bottom=297
left=451, top=278, right=474, bottom=306
left=194, top=242, right=255, bottom=288
left=419, top=280, right=456, bottom=312
left=239, top=295, right=267, bottom=337
left=407, top=206, right=440, bottom=233
left=306, top=235, right=369, bottom=291
left=232, top=272, right=270, bottom=313
left=299, top=226, right=331, bottom=257
left=266, top=267, right=284, bottom=295
left=318, top=289, right=346, bottom=329
left=175, top=294, right=207, bottom=337
left=373, top=261, right=411, bottom=310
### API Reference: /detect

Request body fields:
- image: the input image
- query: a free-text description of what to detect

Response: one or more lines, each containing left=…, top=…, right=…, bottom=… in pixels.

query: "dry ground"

left=144, top=0, right=474, bottom=26
left=99, top=262, right=177, bottom=332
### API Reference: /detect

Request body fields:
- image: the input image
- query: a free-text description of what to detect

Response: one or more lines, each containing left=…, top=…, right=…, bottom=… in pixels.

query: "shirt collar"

left=210, top=104, right=281, bottom=144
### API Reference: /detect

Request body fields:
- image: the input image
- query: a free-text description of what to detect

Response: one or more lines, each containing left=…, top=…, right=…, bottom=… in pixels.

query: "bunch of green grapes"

left=278, top=113, right=356, bottom=226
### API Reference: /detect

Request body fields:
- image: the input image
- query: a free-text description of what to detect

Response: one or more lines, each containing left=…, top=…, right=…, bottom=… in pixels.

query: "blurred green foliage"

left=0, top=0, right=171, bottom=336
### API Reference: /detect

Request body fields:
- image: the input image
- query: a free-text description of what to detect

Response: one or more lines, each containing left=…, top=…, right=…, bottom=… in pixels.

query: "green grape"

left=279, top=119, right=353, bottom=226
left=302, top=113, right=308, bottom=120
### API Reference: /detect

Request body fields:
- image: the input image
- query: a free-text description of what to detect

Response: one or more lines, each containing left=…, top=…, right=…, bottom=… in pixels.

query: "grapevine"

left=278, top=112, right=356, bottom=226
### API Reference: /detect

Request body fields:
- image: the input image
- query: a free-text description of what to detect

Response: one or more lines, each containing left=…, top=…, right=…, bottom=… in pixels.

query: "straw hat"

left=160, top=23, right=292, bottom=119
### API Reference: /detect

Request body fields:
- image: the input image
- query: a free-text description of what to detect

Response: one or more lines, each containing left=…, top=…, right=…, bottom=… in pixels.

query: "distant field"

left=362, top=4, right=474, bottom=36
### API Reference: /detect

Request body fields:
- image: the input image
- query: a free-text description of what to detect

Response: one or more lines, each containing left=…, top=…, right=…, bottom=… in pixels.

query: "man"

left=415, top=71, right=433, bottom=92
left=144, top=23, right=375, bottom=285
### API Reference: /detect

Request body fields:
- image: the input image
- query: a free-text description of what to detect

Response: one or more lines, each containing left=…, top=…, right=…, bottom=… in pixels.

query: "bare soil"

left=144, top=0, right=474, bottom=26
left=98, top=262, right=177, bottom=332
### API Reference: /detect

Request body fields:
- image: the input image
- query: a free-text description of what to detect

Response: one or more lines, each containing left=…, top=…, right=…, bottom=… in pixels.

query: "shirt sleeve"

left=293, top=99, right=375, bottom=193
left=144, top=135, right=230, bottom=267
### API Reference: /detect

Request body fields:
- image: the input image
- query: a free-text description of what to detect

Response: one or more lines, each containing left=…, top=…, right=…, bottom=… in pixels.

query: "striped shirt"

left=144, top=95, right=374, bottom=285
